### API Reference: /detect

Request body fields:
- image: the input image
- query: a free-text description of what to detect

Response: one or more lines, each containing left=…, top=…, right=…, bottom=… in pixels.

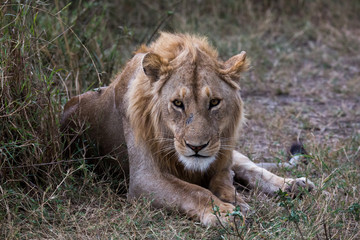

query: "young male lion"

left=61, top=32, right=314, bottom=226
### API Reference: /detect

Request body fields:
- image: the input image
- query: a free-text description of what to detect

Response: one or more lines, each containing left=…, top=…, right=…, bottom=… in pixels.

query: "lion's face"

left=159, top=58, right=243, bottom=172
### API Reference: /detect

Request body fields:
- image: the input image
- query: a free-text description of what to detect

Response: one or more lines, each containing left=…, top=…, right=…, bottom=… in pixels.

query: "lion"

left=61, top=32, right=314, bottom=226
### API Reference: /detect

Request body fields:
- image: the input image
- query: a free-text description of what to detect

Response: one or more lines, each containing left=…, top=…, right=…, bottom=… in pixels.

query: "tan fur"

left=61, top=32, right=314, bottom=226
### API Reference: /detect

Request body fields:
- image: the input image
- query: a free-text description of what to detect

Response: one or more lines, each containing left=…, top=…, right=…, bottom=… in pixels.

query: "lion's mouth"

left=189, top=153, right=209, bottom=158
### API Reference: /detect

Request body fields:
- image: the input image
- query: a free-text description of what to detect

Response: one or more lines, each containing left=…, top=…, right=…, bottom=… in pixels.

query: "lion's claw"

left=284, top=177, right=315, bottom=197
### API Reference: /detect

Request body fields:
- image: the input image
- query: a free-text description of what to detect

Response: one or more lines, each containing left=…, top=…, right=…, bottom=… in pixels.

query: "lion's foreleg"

left=123, top=121, right=234, bottom=226
left=231, top=150, right=314, bottom=196
left=129, top=170, right=237, bottom=226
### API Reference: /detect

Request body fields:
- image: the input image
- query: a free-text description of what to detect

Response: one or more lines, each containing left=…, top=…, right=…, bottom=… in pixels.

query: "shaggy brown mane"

left=136, top=32, right=218, bottom=64
left=137, top=32, right=250, bottom=91
left=127, top=32, right=243, bottom=180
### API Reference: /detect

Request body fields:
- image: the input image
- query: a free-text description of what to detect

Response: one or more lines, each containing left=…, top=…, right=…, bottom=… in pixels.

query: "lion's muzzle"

left=185, top=140, right=209, bottom=154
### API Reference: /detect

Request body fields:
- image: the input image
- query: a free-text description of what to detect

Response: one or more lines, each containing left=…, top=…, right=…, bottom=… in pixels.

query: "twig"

left=210, top=198, right=233, bottom=236
left=284, top=206, right=305, bottom=240
left=0, top=100, right=32, bottom=118
left=0, top=157, right=101, bottom=169
left=323, top=221, right=330, bottom=240
left=146, top=11, right=174, bottom=45
left=232, top=188, right=244, bottom=239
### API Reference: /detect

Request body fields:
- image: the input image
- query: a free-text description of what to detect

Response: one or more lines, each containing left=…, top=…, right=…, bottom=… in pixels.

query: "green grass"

left=1, top=0, right=360, bottom=239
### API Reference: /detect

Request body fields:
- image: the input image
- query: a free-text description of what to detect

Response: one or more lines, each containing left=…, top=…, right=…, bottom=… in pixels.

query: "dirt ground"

left=239, top=31, right=360, bottom=162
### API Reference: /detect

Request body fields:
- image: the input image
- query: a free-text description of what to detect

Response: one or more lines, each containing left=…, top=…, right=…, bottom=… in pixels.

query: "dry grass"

left=1, top=0, right=360, bottom=239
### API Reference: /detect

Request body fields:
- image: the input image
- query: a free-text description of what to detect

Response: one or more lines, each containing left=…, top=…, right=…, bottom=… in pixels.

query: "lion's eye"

left=209, top=99, right=221, bottom=109
left=173, top=100, right=184, bottom=109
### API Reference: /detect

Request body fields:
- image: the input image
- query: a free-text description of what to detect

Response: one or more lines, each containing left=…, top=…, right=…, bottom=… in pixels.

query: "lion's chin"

left=178, top=155, right=216, bottom=172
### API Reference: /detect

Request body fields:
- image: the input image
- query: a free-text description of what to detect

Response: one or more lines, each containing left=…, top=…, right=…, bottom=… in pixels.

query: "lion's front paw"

left=235, top=196, right=250, bottom=216
left=202, top=202, right=237, bottom=226
left=283, top=177, right=315, bottom=197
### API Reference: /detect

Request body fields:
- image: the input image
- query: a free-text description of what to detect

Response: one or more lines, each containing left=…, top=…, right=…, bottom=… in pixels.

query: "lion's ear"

left=142, top=52, right=165, bottom=82
left=222, top=51, right=249, bottom=77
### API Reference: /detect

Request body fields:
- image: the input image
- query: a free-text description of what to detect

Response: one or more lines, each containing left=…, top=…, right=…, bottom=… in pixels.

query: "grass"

left=1, top=0, right=360, bottom=239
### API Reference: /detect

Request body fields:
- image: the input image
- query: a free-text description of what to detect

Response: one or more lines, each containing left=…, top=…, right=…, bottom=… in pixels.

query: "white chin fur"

left=178, top=155, right=216, bottom=172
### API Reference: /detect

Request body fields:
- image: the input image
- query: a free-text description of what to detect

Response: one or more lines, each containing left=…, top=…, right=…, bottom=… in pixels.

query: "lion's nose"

left=185, top=141, right=209, bottom=153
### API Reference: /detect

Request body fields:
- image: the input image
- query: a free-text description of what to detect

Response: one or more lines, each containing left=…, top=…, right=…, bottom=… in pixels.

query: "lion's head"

left=127, top=33, right=249, bottom=173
